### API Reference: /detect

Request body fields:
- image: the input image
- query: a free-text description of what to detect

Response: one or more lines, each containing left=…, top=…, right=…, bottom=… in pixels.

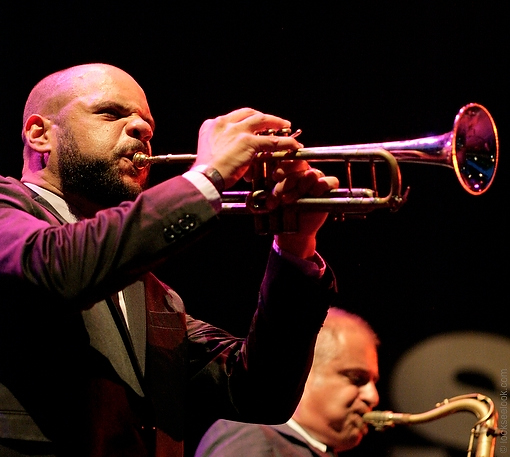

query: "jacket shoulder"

left=0, top=176, right=62, bottom=223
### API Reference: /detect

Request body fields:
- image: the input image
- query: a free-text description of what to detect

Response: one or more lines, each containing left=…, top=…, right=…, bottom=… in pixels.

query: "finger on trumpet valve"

left=256, top=128, right=291, bottom=136
left=256, top=128, right=301, bottom=138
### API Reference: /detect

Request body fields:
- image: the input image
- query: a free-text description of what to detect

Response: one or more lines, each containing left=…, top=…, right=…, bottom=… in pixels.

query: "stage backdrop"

left=1, top=2, right=507, bottom=456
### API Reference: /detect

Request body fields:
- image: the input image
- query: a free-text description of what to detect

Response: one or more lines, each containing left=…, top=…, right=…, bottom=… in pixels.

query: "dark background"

left=2, top=2, right=507, bottom=455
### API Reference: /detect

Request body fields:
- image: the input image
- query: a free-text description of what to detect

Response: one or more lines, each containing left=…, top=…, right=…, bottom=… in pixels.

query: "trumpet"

left=133, top=103, right=498, bottom=231
left=363, top=393, right=502, bottom=457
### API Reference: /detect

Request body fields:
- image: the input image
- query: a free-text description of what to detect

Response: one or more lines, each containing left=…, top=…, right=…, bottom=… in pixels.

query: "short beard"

left=57, top=127, right=144, bottom=210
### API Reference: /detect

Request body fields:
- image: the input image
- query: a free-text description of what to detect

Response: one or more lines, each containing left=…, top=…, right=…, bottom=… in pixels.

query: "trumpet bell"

left=298, top=103, right=499, bottom=196
left=451, top=103, right=498, bottom=195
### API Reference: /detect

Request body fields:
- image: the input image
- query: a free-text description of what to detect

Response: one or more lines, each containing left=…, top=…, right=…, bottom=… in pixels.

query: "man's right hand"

left=194, top=108, right=304, bottom=189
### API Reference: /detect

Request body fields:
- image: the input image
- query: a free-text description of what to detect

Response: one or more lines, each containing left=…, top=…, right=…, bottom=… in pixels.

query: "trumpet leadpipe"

left=132, top=146, right=401, bottom=168
left=132, top=152, right=198, bottom=169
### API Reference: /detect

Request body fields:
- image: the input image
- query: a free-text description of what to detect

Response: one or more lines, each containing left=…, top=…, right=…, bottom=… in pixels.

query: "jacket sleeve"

left=0, top=176, right=218, bottom=310
left=185, top=248, right=337, bottom=432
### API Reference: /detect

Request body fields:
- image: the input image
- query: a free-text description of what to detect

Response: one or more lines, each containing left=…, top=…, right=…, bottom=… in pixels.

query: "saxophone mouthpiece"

left=363, top=411, right=410, bottom=430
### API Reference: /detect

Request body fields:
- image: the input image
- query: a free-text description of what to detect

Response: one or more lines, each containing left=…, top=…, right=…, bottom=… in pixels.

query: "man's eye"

left=343, top=371, right=370, bottom=387
left=349, top=375, right=362, bottom=385
left=101, top=110, right=120, bottom=118
left=97, top=107, right=124, bottom=119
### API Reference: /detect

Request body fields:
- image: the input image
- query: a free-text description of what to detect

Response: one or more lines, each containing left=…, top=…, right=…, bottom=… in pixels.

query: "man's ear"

left=24, top=114, right=54, bottom=153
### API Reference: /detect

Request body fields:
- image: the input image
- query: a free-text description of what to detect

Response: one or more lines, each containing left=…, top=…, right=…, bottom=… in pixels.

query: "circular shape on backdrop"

left=389, top=331, right=510, bottom=450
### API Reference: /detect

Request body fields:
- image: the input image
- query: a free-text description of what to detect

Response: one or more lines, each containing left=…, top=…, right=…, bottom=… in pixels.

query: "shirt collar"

left=287, top=418, right=328, bottom=453
left=23, top=182, right=78, bottom=223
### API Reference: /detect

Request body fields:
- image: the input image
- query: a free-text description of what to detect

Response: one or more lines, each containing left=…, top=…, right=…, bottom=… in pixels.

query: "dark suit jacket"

left=195, top=420, right=336, bottom=457
left=0, top=175, right=336, bottom=457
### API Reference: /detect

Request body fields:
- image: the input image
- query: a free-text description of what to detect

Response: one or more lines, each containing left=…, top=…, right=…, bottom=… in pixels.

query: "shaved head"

left=22, top=64, right=139, bottom=137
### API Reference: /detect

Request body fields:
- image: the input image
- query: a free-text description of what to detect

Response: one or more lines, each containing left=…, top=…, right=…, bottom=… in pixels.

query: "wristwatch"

left=191, top=164, right=225, bottom=194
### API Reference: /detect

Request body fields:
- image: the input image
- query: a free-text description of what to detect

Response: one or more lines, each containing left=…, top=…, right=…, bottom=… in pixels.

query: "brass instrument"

left=363, top=393, right=502, bottom=457
left=133, top=103, right=498, bottom=231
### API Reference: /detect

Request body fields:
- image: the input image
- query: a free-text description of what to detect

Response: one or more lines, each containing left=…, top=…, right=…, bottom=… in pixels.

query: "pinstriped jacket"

left=0, top=175, right=336, bottom=456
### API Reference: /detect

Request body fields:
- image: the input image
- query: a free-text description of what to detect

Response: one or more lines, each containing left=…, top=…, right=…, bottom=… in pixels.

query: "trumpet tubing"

left=132, top=103, right=498, bottom=231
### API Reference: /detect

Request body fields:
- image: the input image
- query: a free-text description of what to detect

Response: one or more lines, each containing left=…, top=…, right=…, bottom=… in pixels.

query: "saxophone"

left=363, top=393, right=501, bottom=457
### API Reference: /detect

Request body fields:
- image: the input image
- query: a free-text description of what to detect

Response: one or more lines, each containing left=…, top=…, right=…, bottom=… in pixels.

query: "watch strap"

left=191, top=165, right=225, bottom=194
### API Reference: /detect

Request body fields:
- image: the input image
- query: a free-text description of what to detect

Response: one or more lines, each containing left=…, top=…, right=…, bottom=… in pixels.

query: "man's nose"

left=126, top=117, right=153, bottom=142
left=360, top=381, right=379, bottom=408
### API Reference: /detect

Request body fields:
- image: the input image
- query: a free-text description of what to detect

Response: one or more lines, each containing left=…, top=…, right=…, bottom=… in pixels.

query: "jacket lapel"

left=123, top=281, right=147, bottom=376
left=82, top=297, right=145, bottom=397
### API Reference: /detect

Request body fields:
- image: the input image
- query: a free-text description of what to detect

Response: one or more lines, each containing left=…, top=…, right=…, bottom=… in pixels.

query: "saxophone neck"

left=363, top=393, right=500, bottom=457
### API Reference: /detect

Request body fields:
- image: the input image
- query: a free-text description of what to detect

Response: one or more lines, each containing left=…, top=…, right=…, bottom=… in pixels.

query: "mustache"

left=115, top=141, right=150, bottom=160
